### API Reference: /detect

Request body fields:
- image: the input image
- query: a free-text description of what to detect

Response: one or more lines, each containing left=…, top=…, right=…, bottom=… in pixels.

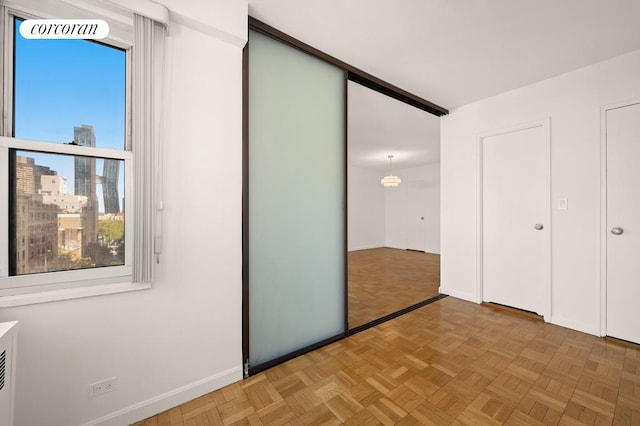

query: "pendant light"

left=381, top=155, right=401, bottom=187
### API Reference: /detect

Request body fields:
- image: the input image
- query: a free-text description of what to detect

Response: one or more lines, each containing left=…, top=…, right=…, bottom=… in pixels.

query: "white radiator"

left=0, top=322, right=18, bottom=426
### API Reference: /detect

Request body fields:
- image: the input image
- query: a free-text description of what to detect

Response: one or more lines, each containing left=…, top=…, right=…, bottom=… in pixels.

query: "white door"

left=407, top=179, right=427, bottom=251
left=606, top=102, right=640, bottom=344
left=481, top=121, right=550, bottom=316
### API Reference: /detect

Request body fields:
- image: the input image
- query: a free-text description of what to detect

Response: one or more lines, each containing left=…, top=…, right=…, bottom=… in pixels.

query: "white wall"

left=348, top=165, right=385, bottom=251
left=348, top=163, right=441, bottom=254
left=0, top=1, right=247, bottom=425
left=441, top=49, right=640, bottom=335
left=384, top=164, right=440, bottom=254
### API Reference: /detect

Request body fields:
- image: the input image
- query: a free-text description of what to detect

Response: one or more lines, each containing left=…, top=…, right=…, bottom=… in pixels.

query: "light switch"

left=558, top=198, right=568, bottom=210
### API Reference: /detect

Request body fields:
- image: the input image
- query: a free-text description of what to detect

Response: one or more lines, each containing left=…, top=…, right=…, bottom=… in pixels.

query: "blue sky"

left=14, top=19, right=126, bottom=211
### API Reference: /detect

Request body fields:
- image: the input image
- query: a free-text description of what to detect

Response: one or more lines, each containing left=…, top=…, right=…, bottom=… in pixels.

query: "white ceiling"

left=248, top=0, right=640, bottom=171
left=348, top=81, right=439, bottom=171
left=248, top=0, right=640, bottom=110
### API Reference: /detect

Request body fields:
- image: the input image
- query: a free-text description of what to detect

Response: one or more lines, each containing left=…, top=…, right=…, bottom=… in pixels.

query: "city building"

left=39, top=175, right=87, bottom=213
left=14, top=156, right=59, bottom=274
left=57, top=213, right=83, bottom=257
left=14, top=194, right=59, bottom=275
left=73, top=124, right=97, bottom=199
left=73, top=124, right=99, bottom=254
left=102, top=158, right=120, bottom=214
left=15, top=155, right=55, bottom=195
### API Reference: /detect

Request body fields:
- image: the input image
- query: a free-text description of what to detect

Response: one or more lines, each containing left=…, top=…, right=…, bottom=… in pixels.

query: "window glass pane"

left=12, top=151, right=125, bottom=275
left=13, top=18, right=126, bottom=149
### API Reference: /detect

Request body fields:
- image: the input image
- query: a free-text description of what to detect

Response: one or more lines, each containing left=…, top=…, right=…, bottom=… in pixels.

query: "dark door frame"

left=242, top=17, right=449, bottom=377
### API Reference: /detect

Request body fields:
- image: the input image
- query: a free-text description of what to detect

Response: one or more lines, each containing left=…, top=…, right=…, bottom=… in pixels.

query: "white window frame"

left=0, top=4, right=151, bottom=306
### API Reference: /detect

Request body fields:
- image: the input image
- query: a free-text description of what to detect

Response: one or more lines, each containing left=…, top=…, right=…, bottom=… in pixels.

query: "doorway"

left=407, top=179, right=428, bottom=251
left=347, top=81, right=442, bottom=329
left=243, top=18, right=449, bottom=376
left=478, top=119, right=551, bottom=318
left=603, top=100, right=640, bottom=344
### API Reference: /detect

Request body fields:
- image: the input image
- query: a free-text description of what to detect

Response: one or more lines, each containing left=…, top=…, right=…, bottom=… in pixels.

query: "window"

left=11, top=17, right=129, bottom=275
left=0, top=1, right=164, bottom=303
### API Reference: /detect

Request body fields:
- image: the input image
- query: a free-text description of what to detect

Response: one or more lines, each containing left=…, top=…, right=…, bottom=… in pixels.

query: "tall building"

left=73, top=125, right=97, bottom=199
left=102, top=159, right=120, bottom=214
left=73, top=125, right=98, bottom=253
left=15, top=156, right=56, bottom=194
left=14, top=156, right=59, bottom=274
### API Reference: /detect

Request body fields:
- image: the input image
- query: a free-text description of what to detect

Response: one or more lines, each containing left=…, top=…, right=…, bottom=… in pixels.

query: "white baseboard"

left=82, top=365, right=243, bottom=426
left=348, top=244, right=384, bottom=252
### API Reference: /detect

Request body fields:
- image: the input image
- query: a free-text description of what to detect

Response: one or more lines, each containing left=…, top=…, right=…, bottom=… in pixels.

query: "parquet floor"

left=348, top=248, right=440, bottom=328
left=134, top=297, right=640, bottom=425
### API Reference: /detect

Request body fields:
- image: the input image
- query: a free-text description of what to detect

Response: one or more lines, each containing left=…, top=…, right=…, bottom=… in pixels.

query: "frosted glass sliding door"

left=248, top=30, right=346, bottom=368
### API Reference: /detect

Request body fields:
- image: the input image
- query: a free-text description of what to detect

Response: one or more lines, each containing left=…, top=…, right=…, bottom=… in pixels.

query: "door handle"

left=534, top=224, right=544, bottom=230
left=611, top=227, right=624, bottom=235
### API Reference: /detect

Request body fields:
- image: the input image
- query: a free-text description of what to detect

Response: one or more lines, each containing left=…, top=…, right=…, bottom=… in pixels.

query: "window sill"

left=0, top=282, right=151, bottom=307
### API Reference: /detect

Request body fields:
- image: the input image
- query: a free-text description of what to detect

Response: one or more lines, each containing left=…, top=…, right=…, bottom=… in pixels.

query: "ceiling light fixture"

left=381, top=155, right=401, bottom=187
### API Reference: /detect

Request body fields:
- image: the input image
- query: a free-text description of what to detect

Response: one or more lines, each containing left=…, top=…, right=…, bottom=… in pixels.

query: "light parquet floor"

left=348, top=248, right=440, bottom=328
left=135, top=297, right=640, bottom=425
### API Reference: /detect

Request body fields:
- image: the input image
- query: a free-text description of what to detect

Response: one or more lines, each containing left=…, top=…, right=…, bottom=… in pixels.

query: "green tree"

left=85, top=242, right=114, bottom=267
left=98, top=219, right=124, bottom=246
left=57, top=247, right=93, bottom=270
left=57, top=247, right=75, bottom=270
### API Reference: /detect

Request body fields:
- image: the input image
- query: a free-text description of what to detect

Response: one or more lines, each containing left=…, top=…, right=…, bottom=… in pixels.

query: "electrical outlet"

left=87, top=377, right=117, bottom=398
